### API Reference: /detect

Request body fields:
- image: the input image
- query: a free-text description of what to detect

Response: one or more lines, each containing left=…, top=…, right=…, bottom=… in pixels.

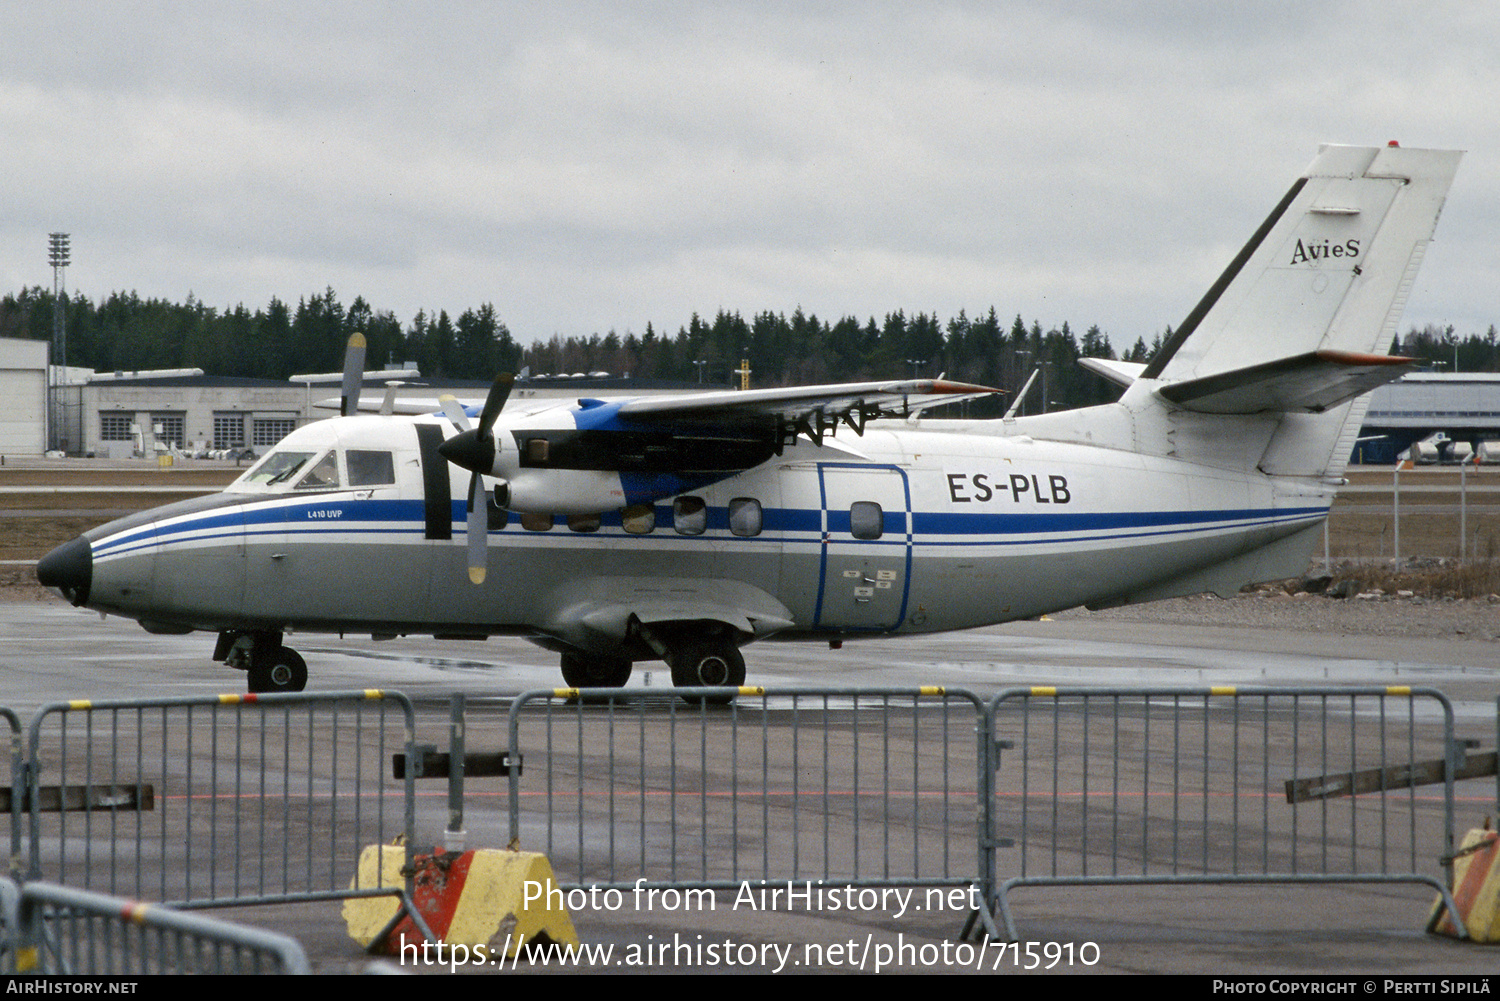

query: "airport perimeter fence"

left=0, top=879, right=309, bottom=974
left=974, top=685, right=1472, bottom=941
left=499, top=687, right=990, bottom=898
left=18, top=690, right=420, bottom=920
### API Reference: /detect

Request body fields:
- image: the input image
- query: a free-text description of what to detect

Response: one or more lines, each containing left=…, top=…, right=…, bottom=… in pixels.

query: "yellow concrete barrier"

left=343, top=844, right=580, bottom=955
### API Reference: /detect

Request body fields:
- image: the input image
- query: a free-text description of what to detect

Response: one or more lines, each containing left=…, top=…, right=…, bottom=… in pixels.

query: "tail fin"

left=1143, top=143, right=1461, bottom=387
left=1125, top=143, right=1461, bottom=477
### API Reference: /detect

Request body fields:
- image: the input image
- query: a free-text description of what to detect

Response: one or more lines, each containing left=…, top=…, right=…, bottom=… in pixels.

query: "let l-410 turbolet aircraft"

left=38, top=143, right=1462, bottom=696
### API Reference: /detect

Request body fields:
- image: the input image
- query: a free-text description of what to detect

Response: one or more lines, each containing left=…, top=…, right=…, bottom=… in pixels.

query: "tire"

left=560, top=652, right=633, bottom=689
left=669, top=642, right=746, bottom=704
left=248, top=648, right=308, bottom=693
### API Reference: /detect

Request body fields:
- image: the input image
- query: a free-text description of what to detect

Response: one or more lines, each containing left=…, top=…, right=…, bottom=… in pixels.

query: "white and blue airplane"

left=38, top=143, right=1462, bottom=696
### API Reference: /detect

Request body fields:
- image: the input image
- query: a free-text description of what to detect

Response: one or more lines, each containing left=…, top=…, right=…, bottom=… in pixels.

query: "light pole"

left=48, top=233, right=71, bottom=453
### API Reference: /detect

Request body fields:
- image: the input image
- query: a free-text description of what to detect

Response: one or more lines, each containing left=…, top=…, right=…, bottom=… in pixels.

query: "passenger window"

left=295, top=452, right=341, bottom=490
left=622, top=503, right=655, bottom=535
left=568, top=513, right=600, bottom=533
left=849, top=501, right=883, bottom=540
left=347, top=449, right=395, bottom=486
left=673, top=496, right=706, bottom=536
left=521, top=512, right=553, bottom=532
left=728, top=498, right=762, bottom=537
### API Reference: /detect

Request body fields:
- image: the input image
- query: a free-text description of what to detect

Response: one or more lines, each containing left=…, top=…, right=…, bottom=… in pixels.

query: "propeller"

left=438, top=373, right=513, bottom=476
left=437, top=374, right=515, bottom=585
left=340, top=333, right=367, bottom=417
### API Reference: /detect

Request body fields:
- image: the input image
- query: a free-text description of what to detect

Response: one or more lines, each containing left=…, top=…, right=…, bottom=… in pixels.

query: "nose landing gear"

left=217, top=631, right=309, bottom=694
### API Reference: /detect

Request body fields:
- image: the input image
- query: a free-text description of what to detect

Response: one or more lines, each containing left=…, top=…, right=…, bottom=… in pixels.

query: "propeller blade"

left=466, top=473, right=487, bottom=585
left=477, top=373, right=515, bottom=436
left=340, top=333, right=367, bottom=417
left=438, top=394, right=472, bottom=432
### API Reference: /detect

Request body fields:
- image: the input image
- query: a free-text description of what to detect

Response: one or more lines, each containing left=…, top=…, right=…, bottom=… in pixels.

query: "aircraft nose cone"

left=437, top=429, right=495, bottom=475
left=36, top=535, right=93, bottom=607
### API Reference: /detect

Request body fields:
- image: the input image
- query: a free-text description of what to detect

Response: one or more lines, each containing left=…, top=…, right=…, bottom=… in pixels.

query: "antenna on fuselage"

left=1004, top=367, right=1042, bottom=420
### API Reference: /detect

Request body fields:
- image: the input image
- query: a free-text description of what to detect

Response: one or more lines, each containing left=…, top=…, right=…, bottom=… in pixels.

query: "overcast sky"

left=4, top=1, right=1496, bottom=356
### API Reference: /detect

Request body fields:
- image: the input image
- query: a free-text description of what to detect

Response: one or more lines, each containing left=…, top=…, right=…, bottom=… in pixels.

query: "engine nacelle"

left=498, top=469, right=627, bottom=516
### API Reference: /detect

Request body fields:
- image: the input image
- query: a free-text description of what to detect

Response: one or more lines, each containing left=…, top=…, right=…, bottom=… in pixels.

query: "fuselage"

left=55, top=407, right=1331, bottom=649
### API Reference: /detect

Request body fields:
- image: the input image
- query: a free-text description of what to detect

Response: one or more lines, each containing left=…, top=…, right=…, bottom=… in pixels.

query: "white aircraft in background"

left=38, top=143, right=1462, bottom=697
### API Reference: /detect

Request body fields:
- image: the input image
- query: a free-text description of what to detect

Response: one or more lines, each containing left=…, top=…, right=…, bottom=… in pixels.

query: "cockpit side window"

left=295, top=452, right=341, bottom=491
left=347, top=449, right=396, bottom=486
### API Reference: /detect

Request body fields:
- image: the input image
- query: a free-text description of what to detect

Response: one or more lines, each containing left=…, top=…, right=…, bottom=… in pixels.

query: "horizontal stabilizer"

left=1157, top=349, right=1415, bottom=415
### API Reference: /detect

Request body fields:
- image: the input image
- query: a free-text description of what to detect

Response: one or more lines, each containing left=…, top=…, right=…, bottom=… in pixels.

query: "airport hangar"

left=1357, top=371, right=1500, bottom=463
left=0, top=340, right=699, bottom=459
left=2, top=334, right=1497, bottom=462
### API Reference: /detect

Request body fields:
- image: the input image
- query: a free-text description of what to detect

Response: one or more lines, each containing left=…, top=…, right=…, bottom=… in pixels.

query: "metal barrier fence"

left=0, top=682, right=1485, bottom=953
left=0, top=709, right=23, bottom=880
left=22, top=690, right=418, bottom=913
left=502, top=687, right=988, bottom=895
left=7, top=879, right=308, bottom=974
left=976, top=685, right=1467, bottom=941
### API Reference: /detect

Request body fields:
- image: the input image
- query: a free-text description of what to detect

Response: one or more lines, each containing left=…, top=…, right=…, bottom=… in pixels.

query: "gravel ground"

left=1054, top=589, right=1500, bottom=643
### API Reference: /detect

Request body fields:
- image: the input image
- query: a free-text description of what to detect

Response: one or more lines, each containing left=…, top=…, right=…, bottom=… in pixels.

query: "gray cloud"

left=3, top=1, right=1495, bottom=354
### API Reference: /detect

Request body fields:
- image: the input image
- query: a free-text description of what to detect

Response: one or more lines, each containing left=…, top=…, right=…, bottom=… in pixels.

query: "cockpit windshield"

left=240, top=450, right=317, bottom=488
left=234, top=445, right=393, bottom=493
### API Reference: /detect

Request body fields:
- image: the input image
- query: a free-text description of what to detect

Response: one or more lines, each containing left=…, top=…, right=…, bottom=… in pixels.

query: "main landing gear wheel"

left=248, top=648, right=308, bottom=694
left=560, top=652, right=633, bottom=689
left=669, top=642, right=746, bottom=704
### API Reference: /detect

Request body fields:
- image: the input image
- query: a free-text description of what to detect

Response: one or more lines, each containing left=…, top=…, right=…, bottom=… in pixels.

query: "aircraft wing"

left=1156, top=350, right=1415, bottom=414
left=614, top=378, right=999, bottom=438
left=315, top=394, right=562, bottom=418
left=431, top=376, right=1002, bottom=517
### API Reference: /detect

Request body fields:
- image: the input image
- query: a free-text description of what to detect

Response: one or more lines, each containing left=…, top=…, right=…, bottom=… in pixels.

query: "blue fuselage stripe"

left=91, top=497, right=1329, bottom=559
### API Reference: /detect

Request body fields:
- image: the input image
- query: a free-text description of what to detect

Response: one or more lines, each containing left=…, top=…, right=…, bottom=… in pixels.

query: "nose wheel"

left=219, top=631, right=310, bottom=694
left=248, top=648, right=308, bottom=693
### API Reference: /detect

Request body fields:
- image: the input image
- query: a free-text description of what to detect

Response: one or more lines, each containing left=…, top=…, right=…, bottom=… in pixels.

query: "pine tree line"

left=3, top=286, right=1495, bottom=412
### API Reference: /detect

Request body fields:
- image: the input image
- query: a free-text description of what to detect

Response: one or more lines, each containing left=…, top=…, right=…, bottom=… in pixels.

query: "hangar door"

left=0, top=369, right=44, bottom=454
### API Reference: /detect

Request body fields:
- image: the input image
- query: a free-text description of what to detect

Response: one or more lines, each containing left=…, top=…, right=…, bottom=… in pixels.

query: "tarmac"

left=1, top=597, right=1497, bottom=976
